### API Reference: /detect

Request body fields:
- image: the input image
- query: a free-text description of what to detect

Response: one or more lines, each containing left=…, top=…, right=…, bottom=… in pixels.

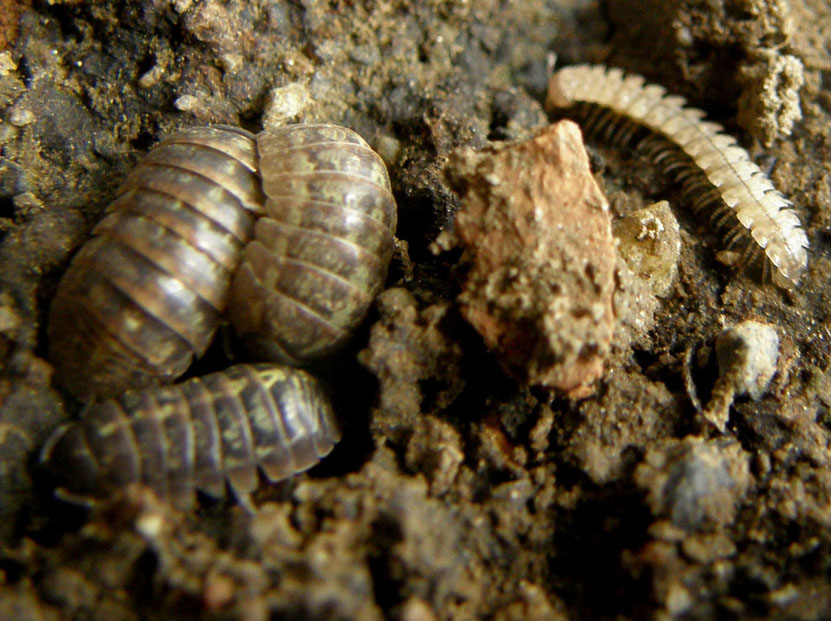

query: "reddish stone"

left=446, top=121, right=616, bottom=396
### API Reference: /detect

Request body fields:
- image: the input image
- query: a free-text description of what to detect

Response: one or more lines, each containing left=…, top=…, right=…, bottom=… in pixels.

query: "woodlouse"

left=40, top=363, right=340, bottom=511
left=228, top=124, right=397, bottom=366
left=48, top=126, right=264, bottom=400
left=546, top=64, right=809, bottom=288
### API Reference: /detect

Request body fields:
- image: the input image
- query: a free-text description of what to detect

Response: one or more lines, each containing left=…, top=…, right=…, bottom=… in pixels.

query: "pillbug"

left=228, top=124, right=397, bottom=366
left=40, top=363, right=340, bottom=511
left=546, top=64, right=809, bottom=288
left=48, top=126, right=264, bottom=400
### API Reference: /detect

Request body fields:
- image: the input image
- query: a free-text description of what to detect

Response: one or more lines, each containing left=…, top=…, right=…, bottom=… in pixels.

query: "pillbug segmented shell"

left=40, top=363, right=340, bottom=511
left=228, top=124, right=397, bottom=365
left=48, top=126, right=264, bottom=400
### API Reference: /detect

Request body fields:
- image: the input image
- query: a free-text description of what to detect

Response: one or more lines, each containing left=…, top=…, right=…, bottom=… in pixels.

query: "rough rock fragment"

left=613, top=200, right=681, bottom=298
left=400, top=597, right=439, bottom=621
left=445, top=120, right=616, bottom=396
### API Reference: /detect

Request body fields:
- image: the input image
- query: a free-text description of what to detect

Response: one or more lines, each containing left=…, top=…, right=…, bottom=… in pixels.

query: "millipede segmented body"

left=546, top=64, right=809, bottom=288
left=228, top=124, right=397, bottom=365
left=48, top=126, right=264, bottom=400
left=40, top=363, right=340, bottom=510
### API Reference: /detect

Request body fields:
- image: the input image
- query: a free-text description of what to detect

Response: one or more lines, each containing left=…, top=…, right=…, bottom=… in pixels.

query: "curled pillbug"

left=48, top=126, right=264, bottom=400
left=40, top=363, right=340, bottom=511
left=546, top=64, right=809, bottom=288
left=228, top=124, right=397, bottom=365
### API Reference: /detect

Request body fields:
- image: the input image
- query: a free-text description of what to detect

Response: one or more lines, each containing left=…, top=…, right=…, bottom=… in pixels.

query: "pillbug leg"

left=682, top=343, right=703, bottom=412
left=231, top=489, right=258, bottom=514
left=53, top=487, right=100, bottom=508
left=40, top=424, right=101, bottom=507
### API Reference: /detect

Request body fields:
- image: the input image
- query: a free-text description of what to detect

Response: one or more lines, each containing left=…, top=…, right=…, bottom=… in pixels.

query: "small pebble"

left=703, top=320, right=780, bottom=431
left=262, top=82, right=312, bottom=128
left=613, top=200, right=681, bottom=297
left=716, top=321, right=780, bottom=400
left=173, top=94, right=199, bottom=111
left=8, top=107, right=35, bottom=127
left=0, top=51, right=17, bottom=76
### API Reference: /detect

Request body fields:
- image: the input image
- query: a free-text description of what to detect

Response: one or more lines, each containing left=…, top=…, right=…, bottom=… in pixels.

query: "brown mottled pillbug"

left=40, top=363, right=340, bottom=511
left=48, top=126, right=264, bottom=400
left=229, top=124, right=397, bottom=365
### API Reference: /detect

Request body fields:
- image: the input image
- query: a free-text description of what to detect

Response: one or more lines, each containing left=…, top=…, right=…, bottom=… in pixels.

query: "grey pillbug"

left=228, top=124, right=397, bottom=366
left=546, top=64, right=809, bottom=288
left=48, top=126, right=264, bottom=400
left=40, top=363, right=340, bottom=511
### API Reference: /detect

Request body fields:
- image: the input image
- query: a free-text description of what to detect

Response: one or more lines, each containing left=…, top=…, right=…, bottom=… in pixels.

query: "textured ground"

left=1, top=0, right=831, bottom=619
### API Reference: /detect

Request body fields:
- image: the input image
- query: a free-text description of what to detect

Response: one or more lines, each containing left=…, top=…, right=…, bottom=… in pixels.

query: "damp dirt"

left=1, top=1, right=831, bottom=619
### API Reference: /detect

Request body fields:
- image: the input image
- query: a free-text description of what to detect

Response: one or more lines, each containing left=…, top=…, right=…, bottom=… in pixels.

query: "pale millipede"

left=546, top=64, right=809, bottom=288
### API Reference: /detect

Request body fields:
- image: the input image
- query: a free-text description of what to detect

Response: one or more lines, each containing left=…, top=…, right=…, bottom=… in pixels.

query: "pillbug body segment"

left=48, top=126, right=264, bottom=400
left=229, top=124, right=397, bottom=366
left=546, top=64, right=809, bottom=288
left=40, top=364, right=340, bottom=511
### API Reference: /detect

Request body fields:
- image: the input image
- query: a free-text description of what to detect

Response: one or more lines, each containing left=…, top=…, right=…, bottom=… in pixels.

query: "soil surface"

left=1, top=1, right=831, bottom=619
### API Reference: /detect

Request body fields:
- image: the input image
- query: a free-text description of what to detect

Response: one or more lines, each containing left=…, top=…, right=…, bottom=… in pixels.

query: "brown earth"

left=1, top=0, right=831, bottom=619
